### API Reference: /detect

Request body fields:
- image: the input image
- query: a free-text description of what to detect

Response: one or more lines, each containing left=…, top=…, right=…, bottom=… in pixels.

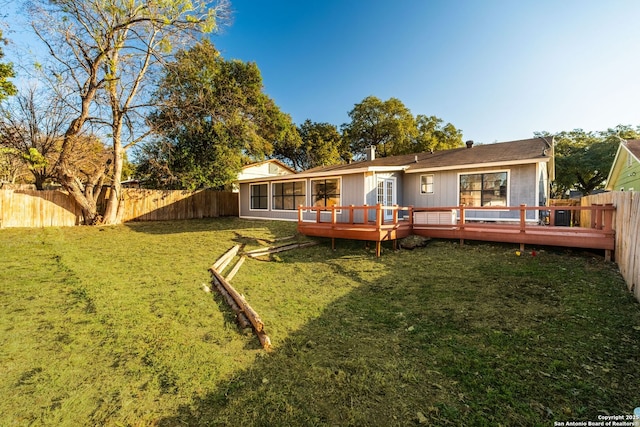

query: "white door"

left=377, top=178, right=395, bottom=221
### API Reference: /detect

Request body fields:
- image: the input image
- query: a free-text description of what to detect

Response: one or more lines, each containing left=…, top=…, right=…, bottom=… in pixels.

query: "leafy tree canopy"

left=143, top=40, right=299, bottom=190
left=536, top=124, right=640, bottom=197
left=0, top=29, right=16, bottom=102
left=342, top=96, right=463, bottom=159
left=274, top=119, right=347, bottom=171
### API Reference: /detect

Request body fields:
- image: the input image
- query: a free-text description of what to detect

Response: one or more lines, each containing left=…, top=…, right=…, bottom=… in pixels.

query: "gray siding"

left=240, top=173, right=367, bottom=222
left=403, top=164, right=542, bottom=221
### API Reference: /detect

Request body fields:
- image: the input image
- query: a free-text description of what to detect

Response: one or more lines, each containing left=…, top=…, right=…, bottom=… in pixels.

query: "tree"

left=0, top=85, right=71, bottom=189
left=0, top=146, right=27, bottom=184
left=342, top=96, right=463, bottom=159
left=0, top=29, right=16, bottom=102
left=342, top=96, right=416, bottom=158
left=274, top=119, right=346, bottom=170
left=537, top=125, right=640, bottom=197
left=145, top=40, right=299, bottom=190
left=29, top=0, right=229, bottom=224
left=414, top=115, right=464, bottom=153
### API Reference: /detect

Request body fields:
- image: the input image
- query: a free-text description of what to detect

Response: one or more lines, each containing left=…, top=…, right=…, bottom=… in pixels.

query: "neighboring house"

left=238, top=137, right=555, bottom=223
left=605, top=139, right=640, bottom=192
left=232, top=159, right=296, bottom=192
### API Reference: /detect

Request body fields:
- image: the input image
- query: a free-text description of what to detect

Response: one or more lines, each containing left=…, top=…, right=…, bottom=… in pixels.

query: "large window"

left=420, top=174, right=434, bottom=194
left=250, top=183, right=268, bottom=210
left=460, top=172, right=507, bottom=207
left=272, top=181, right=306, bottom=210
left=311, top=178, right=340, bottom=207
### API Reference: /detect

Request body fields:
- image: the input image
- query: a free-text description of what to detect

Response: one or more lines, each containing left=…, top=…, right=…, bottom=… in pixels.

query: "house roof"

left=305, top=137, right=552, bottom=174
left=605, top=139, right=640, bottom=190
left=626, top=139, right=640, bottom=161
left=237, top=137, right=553, bottom=182
left=241, top=158, right=296, bottom=174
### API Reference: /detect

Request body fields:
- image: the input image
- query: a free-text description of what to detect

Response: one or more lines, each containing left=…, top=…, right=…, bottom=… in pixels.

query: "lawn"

left=1, top=218, right=639, bottom=426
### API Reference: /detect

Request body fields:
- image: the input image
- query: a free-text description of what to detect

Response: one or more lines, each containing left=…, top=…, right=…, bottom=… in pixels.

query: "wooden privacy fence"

left=582, top=191, right=640, bottom=302
left=115, top=189, right=238, bottom=222
left=0, top=189, right=238, bottom=228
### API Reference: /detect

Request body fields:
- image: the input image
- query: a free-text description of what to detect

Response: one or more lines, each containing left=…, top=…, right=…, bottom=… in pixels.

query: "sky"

left=210, top=0, right=640, bottom=144
left=4, top=0, right=640, bottom=145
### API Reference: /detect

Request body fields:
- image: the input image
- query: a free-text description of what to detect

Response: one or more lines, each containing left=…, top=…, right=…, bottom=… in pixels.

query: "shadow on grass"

left=123, top=217, right=299, bottom=237
left=157, top=241, right=640, bottom=426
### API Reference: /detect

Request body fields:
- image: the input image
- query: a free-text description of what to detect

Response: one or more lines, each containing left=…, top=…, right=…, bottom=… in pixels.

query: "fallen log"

left=210, top=279, right=251, bottom=329
left=257, top=330, right=271, bottom=350
left=225, top=256, right=246, bottom=282
left=209, top=267, right=265, bottom=333
left=244, top=241, right=318, bottom=258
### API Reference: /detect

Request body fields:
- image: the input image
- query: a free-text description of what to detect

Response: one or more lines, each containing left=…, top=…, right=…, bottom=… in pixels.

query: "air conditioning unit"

left=414, top=210, right=457, bottom=225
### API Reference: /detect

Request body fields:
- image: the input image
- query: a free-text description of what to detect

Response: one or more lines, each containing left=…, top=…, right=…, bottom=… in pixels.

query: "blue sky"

left=212, top=0, right=640, bottom=144
left=5, top=1, right=640, bottom=145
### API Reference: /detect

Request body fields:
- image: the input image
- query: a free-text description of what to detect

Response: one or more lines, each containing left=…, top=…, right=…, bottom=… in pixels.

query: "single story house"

left=238, top=137, right=555, bottom=223
left=232, top=159, right=296, bottom=192
left=605, top=139, right=640, bottom=192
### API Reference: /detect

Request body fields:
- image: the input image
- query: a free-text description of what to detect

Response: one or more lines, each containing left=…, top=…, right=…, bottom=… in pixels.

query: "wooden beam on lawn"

left=212, top=245, right=241, bottom=271
left=244, top=241, right=318, bottom=258
left=225, top=256, right=245, bottom=282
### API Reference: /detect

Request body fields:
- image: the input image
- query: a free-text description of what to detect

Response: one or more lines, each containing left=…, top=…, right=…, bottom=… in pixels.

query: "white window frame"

left=420, top=174, right=434, bottom=194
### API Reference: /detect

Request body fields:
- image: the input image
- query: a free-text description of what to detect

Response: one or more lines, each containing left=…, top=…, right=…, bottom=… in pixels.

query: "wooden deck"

left=297, top=204, right=616, bottom=260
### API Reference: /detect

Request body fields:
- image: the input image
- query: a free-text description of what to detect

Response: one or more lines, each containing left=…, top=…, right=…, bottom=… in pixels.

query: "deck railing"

left=298, top=204, right=413, bottom=227
left=411, top=203, right=615, bottom=232
left=297, top=203, right=615, bottom=232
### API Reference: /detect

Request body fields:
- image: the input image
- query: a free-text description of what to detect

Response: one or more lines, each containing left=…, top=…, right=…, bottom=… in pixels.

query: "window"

left=311, top=178, right=340, bottom=207
left=420, top=174, right=434, bottom=194
left=250, top=183, right=268, bottom=210
left=459, top=172, right=507, bottom=207
left=272, top=181, right=306, bottom=210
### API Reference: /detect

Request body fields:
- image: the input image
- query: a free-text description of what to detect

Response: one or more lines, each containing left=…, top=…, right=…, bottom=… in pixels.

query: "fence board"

left=0, top=189, right=238, bottom=228
left=582, top=192, right=639, bottom=301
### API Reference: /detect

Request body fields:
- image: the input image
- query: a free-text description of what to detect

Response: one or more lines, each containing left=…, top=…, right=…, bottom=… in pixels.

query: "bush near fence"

left=0, top=189, right=238, bottom=228
left=582, top=191, right=639, bottom=302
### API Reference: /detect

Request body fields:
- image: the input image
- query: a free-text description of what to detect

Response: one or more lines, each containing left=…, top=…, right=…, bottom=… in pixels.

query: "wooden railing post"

left=298, top=205, right=303, bottom=222
left=392, top=204, right=398, bottom=224
left=331, top=206, right=337, bottom=224
left=595, top=204, right=603, bottom=229
left=349, top=205, right=355, bottom=224
left=376, top=203, right=383, bottom=227
left=590, top=204, right=597, bottom=229
left=409, top=206, right=414, bottom=226
left=459, top=205, right=465, bottom=245
left=363, top=204, right=368, bottom=224
left=519, top=204, right=527, bottom=252
left=316, top=207, right=321, bottom=223
left=603, top=203, right=614, bottom=232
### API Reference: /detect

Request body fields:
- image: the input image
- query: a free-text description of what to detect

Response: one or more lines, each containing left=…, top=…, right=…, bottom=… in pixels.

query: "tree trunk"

left=57, top=158, right=100, bottom=224
left=102, top=116, right=124, bottom=225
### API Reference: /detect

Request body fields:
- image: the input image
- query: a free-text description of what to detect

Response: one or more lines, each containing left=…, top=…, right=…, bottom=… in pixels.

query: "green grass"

left=1, top=218, right=639, bottom=426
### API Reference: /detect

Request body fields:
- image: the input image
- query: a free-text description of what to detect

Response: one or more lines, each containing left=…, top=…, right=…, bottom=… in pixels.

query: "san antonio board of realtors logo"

left=635, top=407, right=640, bottom=427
